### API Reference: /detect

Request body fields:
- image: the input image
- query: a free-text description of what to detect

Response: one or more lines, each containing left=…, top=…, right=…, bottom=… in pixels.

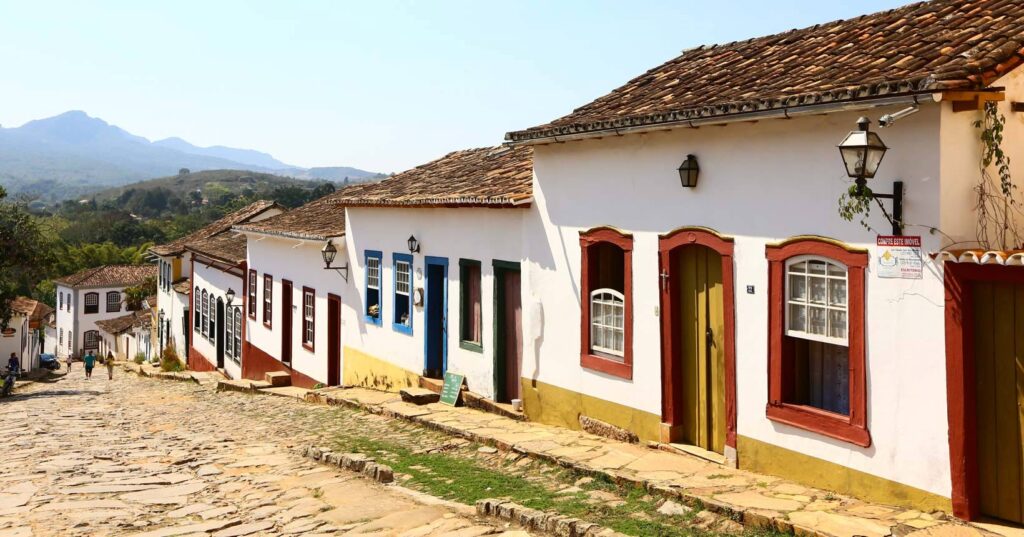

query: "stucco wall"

left=56, top=285, right=135, bottom=359
left=156, top=254, right=192, bottom=361
left=344, top=207, right=525, bottom=399
left=244, top=234, right=349, bottom=385
left=191, top=261, right=243, bottom=379
left=525, top=104, right=953, bottom=496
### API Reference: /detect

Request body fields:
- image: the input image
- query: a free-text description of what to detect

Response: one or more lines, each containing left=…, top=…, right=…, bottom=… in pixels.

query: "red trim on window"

left=247, top=269, right=257, bottom=319
left=765, top=237, right=870, bottom=447
left=658, top=227, right=737, bottom=448
left=579, top=226, right=633, bottom=380
left=944, top=262, right=1024, bottom=520
left=302, top=286, right=315, bottom=352
left=263, top=274, right=273, bottom=328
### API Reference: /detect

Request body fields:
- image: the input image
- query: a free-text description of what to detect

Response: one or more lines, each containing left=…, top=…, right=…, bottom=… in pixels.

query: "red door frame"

left=658, top=227, right=737, bottom=450
left=945, top=261, right=1024, bottom=520
left=327, top=293, right=342, bottom=386
left=282, top=279, right=293, bottom=364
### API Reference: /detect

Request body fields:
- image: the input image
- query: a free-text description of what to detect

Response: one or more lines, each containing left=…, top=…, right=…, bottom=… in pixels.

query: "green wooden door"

left=974, top=281, right=1024, bottom=523
left=675, top=246, right=726, bottom=454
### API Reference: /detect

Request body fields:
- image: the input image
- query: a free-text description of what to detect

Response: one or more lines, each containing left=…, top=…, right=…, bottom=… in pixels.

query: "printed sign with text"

left=876, top=235, right=923, bottom=279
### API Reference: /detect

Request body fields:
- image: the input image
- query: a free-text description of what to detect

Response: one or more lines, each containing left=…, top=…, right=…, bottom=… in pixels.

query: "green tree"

left=124, top=276, right=157, bottom=310
left=271, top=185, right=309, bottom=208
left=0, top=187, right=56, bottom=328
left=310, top=182, right=336, bottom=200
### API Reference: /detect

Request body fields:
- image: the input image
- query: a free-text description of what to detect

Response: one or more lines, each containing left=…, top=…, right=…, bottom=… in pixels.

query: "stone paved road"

left=0, top=371, right=533, bottom=537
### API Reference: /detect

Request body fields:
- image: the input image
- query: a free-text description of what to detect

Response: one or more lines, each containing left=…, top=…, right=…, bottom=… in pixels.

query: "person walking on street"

left=106, top=352, right=115, bottom=380
left=83, top=351, right=95, bottom=379
left=65, top=353, right=73, bottom=373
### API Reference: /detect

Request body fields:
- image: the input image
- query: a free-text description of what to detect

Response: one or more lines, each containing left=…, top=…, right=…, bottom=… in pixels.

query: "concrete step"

left=265, top=371, right=291, bottom=387
left=418, top=377, right=444, bottom=394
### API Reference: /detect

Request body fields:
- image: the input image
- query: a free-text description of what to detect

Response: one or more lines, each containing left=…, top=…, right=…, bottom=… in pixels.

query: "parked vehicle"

left=38, top=354, right=60, bottom=371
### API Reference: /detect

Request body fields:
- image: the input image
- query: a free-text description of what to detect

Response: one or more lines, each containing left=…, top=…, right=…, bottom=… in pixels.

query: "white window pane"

left=788, top=304, right=806, bottom=332
left=809, top=276, right=827, bottom=305
left=788, top=274, right=807, bottom=301
left=828, top=263, right=846, bottom=277
left=808, top=261, right=827, bottom=275
left=791, top=261, right=807, bottom=273
left=829, top=310, right=848, bottom=340
left=808, top=306, right=827, bottom=335
left=828, top=279, right=847, bottom=307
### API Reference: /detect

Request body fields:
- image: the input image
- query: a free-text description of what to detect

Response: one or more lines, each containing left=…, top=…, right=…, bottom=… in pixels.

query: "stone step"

left=265, top=371, right=291, bottom=387
left=418, top=377, right=444, bottom=394
left=399, top=387, right=440, bottom=405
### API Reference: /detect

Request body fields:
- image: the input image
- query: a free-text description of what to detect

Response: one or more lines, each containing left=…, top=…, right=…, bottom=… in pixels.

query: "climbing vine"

left=837, top=183, right=899, bottom=234
left=974, top=101, right=1022, bottom=251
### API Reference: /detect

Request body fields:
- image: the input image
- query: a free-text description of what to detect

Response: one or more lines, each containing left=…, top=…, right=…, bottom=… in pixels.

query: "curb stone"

left=476, top=499, right=628, bottom=537
left=299, top=445, right=394, bottom=484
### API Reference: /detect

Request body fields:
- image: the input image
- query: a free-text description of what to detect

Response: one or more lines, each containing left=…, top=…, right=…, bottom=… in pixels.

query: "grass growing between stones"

left=323, top=434, right=783, bottom=537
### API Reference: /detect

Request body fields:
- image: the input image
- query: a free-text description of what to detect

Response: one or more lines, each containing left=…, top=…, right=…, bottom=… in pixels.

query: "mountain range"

left=0, top=111, right=383, bottom=200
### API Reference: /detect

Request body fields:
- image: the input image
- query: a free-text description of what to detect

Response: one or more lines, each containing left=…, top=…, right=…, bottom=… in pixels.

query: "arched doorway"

left=659, top=227, right=736, bottom=462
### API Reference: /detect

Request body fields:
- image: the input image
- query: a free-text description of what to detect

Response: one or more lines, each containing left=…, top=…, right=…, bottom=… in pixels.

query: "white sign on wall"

left=876, top=235, right=923, bottom=279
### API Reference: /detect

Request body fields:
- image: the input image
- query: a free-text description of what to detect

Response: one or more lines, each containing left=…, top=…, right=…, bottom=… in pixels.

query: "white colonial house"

left=500, top=0, right=1024, bottom=521
left=54, top=265, right=158, bottom=360
left=182, top=201, right=283, bottom=378
left=95, top=307, right=154, bottom=362
left=1, top=297, right=54, bottom=372
left=150, top=201, right=282, bottom=364
left=235, top=147, right=531, bottom=393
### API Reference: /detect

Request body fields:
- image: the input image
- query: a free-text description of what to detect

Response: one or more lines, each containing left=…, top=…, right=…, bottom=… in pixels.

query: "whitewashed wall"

left=344, top=207, right=525, bottom=399
left=156, top=254, right=192, bottom=360
left=55, top=285, right=74, bottom=358
left=0, top=314, right=29, bottom=370
left=524, top=103, right=965, bottom=496
left=55, top=285, right=135, bottom=359
left=192, top=260, right=243, bottom=379
left=244, top=234, right=349, bottom=385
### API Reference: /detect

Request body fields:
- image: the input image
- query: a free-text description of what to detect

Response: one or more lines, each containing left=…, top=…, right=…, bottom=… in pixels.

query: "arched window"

left=84, top=330, right=99, bottom=350
left=766, top=238, right=869, bottom=447
left=106, top=291, right=121, bottom=313
left=225, top=307, right=234, bottom=358
left=194, top=287, right=201, bottom=331
left=201, top=290, right=209, bottom=337
left=84, top=292, right=99, bottom=314
left=233, top=307, right=242, bottom=362
left=579, top=227, right=633, bottom=379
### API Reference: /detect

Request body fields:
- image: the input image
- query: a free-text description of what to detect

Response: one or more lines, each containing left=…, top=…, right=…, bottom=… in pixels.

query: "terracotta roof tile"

left=328, top=146, right=533, bottom=208
left=54, top=265, right=158, bottom=289
left=172, top=278, right=191, bottom=295
left=234, top=193, right=346, bottom=240
left=150, top=200, right=281, bottom=257
left=8, top=297, right=51, bottom=322
left=96, top=310, right=151, bottom=335
left=186, top=232, right=248, bottom=265
left=507, top=0, right=1024, bottom=142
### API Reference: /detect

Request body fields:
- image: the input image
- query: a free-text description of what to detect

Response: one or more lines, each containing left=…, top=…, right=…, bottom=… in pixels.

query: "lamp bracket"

left=856, top=179, right=904, bottom=236
left=325, top=262, right=349, bottom=282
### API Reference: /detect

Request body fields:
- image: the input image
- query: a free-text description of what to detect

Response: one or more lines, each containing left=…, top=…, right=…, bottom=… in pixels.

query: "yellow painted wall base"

left=520, top=378, right=662, bottom=442
left=343, top=347, right=419, bottom=392
left=737, top=435, right=952, bottom=512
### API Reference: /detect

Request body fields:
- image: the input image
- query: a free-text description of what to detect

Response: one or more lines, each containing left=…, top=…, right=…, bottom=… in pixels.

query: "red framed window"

left=302, top=287, right=315, bottom=351
left=766, top=237, right=870, bottom=447
left=248, top=269, right=257, bottom=319
left=579, top=226, right=633, bottom=379
left=263, top=274, right=273, bottom=327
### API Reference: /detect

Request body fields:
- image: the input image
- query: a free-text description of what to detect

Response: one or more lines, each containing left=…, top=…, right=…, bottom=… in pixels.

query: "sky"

left=0, top=0, right=912, bottom=173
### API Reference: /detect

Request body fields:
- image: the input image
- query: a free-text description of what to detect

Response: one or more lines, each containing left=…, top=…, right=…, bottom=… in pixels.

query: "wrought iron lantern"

left=838, top=117, right=888, bottom=190
left=407, top=235, right=420, bottom=254
left=321, top=239, right=349, bottom=281
left=677, top=154, right=700, bottom=188
left=225, top=288, right=236, bottom=305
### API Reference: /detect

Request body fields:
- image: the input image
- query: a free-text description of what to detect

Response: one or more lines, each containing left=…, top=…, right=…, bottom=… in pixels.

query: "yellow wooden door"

left=974, top=281, right=1024, bottom=523
left=675, top=246, right=726, bottom=454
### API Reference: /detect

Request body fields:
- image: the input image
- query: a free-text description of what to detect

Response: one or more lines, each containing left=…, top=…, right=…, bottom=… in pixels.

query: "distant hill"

left=92, top=169, right=318, bottom=202
left=0, top=111, right=383, bottom=201
left=283, top=166, right=388, bottom=182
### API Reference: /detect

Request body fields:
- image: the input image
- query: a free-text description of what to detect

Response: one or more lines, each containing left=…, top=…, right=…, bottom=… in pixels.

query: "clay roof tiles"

left=234, top=192, right=346, bottom=241
left=149, top=200, right=281, bottom=257
left=185, top=232, right=249, bottom=265
left=327, top=146, right=533, bottom=208
left=9, top=297, right=52, bottom=322
left=506, top=0, right=1024, bottom=142
left=53, top=265, right=157, bottom=289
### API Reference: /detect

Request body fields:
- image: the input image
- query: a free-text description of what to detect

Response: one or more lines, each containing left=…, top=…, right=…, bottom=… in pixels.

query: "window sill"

left=302, top=343, right=314, bottom=353
left=581, top=352, right=632, bottom=380
left=392, top=323, right=413, bottom=336
left=459, top=340, right=483, bottom=353
left=766, top=403, right=871, bottom=447
left=366, top=316, right=382, bottom=327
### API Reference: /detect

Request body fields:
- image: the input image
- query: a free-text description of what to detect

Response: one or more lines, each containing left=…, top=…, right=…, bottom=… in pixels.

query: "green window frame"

left=459, top=258, right=483, bottom=353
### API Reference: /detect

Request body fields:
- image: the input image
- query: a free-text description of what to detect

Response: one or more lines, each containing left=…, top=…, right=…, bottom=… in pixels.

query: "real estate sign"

left=876, top=235, right=923, bottom=279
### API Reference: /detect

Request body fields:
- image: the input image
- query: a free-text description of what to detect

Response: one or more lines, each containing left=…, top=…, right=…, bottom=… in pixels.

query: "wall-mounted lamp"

left=677, top=154, right=699, bottom=188
left=321, top=239, right=349, bottom=282
left=225, top=288, right=236, bottom=305
left=837, top=117, right=903, bottom=235
left=407, top=235, right=420, bottom=254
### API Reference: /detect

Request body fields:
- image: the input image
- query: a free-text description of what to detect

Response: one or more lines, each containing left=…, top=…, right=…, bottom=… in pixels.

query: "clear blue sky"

left=0, top=0, right=911, bottom=172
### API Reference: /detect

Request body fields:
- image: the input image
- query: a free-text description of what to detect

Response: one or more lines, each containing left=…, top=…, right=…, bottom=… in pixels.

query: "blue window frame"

left=392, top=253, right=414, bottom=335
left=365, top=250, right=383, bottom=326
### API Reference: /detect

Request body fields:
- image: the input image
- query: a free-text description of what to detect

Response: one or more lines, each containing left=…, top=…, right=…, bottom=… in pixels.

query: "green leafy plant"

left=973, top=101, right=1022, bottom=250
left=160, top=346, right=184, bottom=372
left=133, top=353, right=146, bottom=365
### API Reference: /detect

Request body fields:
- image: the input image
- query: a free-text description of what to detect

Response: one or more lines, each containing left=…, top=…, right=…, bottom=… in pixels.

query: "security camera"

left=879, top=105, right=919, bottom=128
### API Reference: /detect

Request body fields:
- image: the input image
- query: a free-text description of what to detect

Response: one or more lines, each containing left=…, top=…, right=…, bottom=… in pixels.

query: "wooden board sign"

left=439, top=372, right=465, bottom=407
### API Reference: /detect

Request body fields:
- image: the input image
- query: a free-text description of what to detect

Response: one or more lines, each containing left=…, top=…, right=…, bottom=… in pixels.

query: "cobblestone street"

left=0, top=370, right=534, bottom=537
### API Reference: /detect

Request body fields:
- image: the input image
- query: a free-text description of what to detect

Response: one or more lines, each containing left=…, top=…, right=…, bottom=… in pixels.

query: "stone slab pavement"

left=304, top=385, right=1014, bottom=537
left=0, top=370, right=537, bottom=536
